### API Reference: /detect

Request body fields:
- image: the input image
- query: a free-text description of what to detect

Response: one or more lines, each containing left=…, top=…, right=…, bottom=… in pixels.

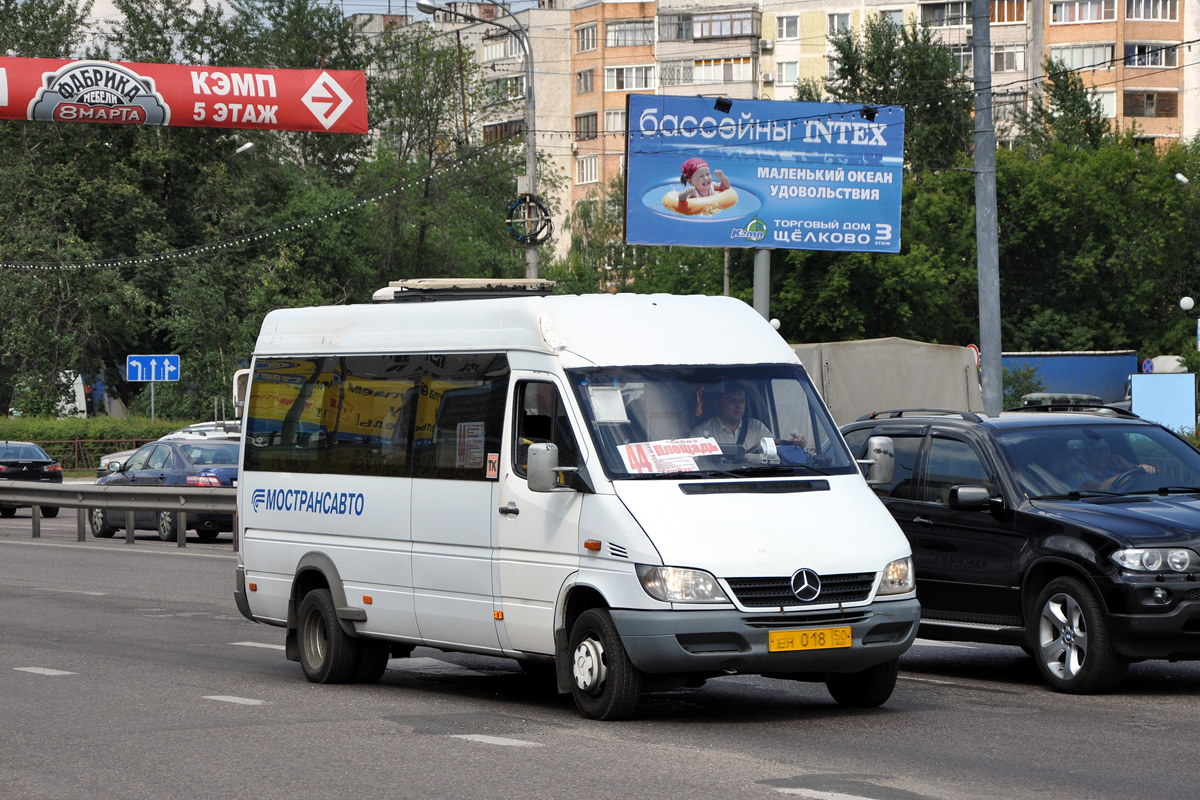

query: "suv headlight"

left=1111, top=548, right=1199, bottom=573
left=876, top=557, right=915, bottom=595
left=636, top=565, right=730, bottom=603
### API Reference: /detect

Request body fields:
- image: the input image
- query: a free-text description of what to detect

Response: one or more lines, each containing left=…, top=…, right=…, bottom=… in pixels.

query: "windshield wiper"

left=1030, top=490, right=1122, bottom=500
left=1155, top=486, right=1200, bottom=495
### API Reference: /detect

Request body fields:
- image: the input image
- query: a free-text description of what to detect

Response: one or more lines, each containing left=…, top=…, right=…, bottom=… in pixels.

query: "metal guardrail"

left=0, top=482, right=236, bottom=547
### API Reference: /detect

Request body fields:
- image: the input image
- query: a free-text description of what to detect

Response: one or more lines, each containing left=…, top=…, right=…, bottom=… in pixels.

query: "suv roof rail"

left=372, top=278, right=556, bottom=303
left=857, top=408, right=984, bottom=423
left=1004, top=403, right=1140, bottom=418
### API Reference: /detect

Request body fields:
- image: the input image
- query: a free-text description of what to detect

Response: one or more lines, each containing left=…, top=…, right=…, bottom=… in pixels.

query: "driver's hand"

left=1138, top=463, right=1156, bottom=474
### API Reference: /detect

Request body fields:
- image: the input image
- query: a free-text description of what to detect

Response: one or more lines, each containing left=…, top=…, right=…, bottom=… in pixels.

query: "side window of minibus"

left=514, top=381, right=580, bottom=477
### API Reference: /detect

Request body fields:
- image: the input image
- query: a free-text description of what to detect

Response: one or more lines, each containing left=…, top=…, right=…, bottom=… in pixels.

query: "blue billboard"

left=624, top=96, right=904, bottom=252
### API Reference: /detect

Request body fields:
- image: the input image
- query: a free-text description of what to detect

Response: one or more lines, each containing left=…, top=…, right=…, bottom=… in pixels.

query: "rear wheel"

left=196, top=529, right=220, bottom=543
left=89, top=508, right=116, bottom=538
left=0, top=506, right=16, bottom=518
left=351, top=640, right=391, bottom=684
left=567, top=609, right=642, bottom=720
left=41, top=507, right=59, bottom=518
left=1031, top=576, right=1127, bottom=694
left=156, top=511, right=178, bottom=541
left=297, top=588, right=359, bottom=684
left=825, top=658, right=899, bottom=707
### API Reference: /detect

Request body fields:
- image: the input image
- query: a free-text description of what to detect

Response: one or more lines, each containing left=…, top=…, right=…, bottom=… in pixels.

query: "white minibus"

left=234, top=279, right=918, bottom=719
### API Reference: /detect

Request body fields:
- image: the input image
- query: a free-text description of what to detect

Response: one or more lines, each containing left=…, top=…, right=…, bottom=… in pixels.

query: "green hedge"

left=0, top=417, right=221, bottom=474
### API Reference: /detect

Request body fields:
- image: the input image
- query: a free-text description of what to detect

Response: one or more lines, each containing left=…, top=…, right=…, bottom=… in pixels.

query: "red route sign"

left=0, top=57, right=367, bottom=134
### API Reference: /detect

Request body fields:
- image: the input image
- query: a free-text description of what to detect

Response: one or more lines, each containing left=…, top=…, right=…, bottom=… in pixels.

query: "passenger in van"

left=689, top=384, right=805, bottom=452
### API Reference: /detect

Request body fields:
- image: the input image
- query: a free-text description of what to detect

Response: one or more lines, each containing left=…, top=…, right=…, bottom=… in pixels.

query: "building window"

left=659, top=59, right=694, bottom=86
left=991, top=0, right=1026, bottom=22
left=828, top=13, right=851, bottom=35
left=950, top=44, right=973, bottom=74
left=826, top=54, right=840, bottom=80
left=576, top=24, right=597, bottom=53
left=575, top=112, right=598, bottom=140
left=1050, top=43, right=1115, bottom=69
left=920, top=2, right=970, bottom=27
left=880, top=9, right=904, bottom=25
left=1124, top=90, right=1177, bottom=117
left=694, top=58, right=752, bottom=85
left=576, top=154, right=598, bottom=184
left=576, top=69, right=594, bottom=94
left=605, top=65, right=655, bottom=91
left=483, top=35, right=520, bottom=61
left=776, top=61, right=798, bottom=84
left=1092, top=90, right=1116, bottom=117
left=483, top=119, right=524, bottom=144
left=487, top=75, right=525, bottom=104
left=993, top=44, right=1026, bottom=71
left=1126, top=0, right=1177, bottom=19
left=1050, top=0, right=1116, bottom=22
left=659, top=13, right=693, bottom=42
left=605, top=108, right=626, bottom=135
left=606, top=20, right=654, bottom=47
left=992, top=91, right=1026, bottom=120
left=1124, top=43, right=1177, bottom=67
left=776, top=16, right=798, bottom=39
left=693, top=11, right=760, bottom=39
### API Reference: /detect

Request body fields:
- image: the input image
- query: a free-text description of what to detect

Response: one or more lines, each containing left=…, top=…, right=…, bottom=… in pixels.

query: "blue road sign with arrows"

left=126, top=354, right=180, bottom=382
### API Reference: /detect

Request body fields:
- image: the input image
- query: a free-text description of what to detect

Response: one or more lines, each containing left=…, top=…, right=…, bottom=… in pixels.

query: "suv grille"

left=726, top=573, right=875, bottom=607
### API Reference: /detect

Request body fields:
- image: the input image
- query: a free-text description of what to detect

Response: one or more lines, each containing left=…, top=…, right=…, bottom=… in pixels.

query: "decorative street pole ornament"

left=506, top=194, right=552, bottom=245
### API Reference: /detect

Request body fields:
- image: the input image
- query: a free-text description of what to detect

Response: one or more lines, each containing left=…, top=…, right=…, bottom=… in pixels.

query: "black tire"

left=1030, top=576, right=1128, bottom=694
left=156, top=511, right=177, bottom=542
left=297, top=588, right=360, bottom=684
left=196, top=529, right=220, bottom=543
left=567, top=608, right=642, bottom=720
left=89, top=508, right=117, bottom=538
left=825, top=658, right=899, bottom=707
left=41, top=507, right=59, bottom=519
left=351, top=640, right=391, bottom=684
left=0, top=506, right=16, bottom=518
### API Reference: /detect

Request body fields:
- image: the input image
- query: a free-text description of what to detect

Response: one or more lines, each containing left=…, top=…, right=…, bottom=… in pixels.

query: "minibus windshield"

left=566, top=364, right=857, bottom=480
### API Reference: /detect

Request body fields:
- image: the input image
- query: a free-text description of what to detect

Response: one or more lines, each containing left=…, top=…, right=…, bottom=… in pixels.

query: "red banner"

left=0, top=57, right=367, bottom=134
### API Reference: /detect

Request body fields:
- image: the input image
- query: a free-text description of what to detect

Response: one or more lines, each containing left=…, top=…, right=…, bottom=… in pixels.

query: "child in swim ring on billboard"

left=678, top=157, right=730, bottom=208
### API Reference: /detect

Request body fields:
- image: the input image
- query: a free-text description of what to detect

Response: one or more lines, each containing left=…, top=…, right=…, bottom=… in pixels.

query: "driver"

left=1067, top=438, right=1156, bottom=491
left=689, top=384, right=805, bottom=453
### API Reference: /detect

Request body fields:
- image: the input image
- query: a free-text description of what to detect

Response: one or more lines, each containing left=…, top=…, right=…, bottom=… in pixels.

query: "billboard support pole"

left=753, top=249, right=770, bottom=319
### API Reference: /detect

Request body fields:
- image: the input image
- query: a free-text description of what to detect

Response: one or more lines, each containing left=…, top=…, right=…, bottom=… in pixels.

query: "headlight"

left=876, top=556, right=915, bottom=595
left=1111, top=548, right=1199, bottom=573
left=635, top=565, right=729, bottom=603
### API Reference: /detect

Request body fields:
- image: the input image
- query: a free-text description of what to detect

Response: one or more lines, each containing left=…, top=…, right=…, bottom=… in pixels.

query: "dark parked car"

left=90, top=437, right=239, bottom=541
left=95, top=421, right=241, bottom=478
left=842, top=407, right=1200, bottom=694
left=0, top=441, right=62, bottom=517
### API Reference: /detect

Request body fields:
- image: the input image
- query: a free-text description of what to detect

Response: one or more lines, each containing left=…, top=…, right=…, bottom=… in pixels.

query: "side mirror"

left=527, top=442, right=579, bottom=493
left=859, top=436, right=895, bottom=485
left=107, top=461, right=122, bottom=473
left=949, top=485, right=993, bottom=511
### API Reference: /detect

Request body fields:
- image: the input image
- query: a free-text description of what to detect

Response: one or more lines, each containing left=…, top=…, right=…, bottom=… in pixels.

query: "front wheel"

left=1030, top=576, right=1127, bottom=694
left=567, top=609, right=642, bottom=720
left=297, top=588, right=360, bottom=684
left=41, top=506, right=59, bottom=518
left=156, top=511, right=177, bottom=542
left=0, top=506, right=15, bottom=518
left=825, top=658, right=899, bottom=707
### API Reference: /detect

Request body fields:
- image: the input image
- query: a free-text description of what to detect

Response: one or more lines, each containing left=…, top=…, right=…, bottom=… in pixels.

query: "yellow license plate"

left=768, top=626, right=852, bottom=652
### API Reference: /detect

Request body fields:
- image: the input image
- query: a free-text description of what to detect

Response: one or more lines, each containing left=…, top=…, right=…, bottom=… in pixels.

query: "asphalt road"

left=3, top=512, right=1200, bottom=800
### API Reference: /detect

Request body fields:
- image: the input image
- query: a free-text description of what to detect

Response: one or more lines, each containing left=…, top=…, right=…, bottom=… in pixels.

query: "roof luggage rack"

left=1004, top=403, right=1138, bottom=418
left=857, top=409, right=984, bottom=422
left=372, top=278, right=556, bottom=303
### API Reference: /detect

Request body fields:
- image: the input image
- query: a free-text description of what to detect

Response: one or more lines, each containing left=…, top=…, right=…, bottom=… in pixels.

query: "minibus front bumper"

left=609, top=598, right=920, bottom=676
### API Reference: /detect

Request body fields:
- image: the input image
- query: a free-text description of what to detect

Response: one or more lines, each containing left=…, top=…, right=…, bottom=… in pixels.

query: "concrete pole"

left=974, top=0, right=1003, bottom=416
left=753, top=249, right=770, bottom=319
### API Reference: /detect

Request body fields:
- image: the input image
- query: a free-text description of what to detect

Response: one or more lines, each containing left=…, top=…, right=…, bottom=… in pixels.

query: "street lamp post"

left=418, top=0, right=540, bottom=278
left=1181, top=297, right=1199, bottom=351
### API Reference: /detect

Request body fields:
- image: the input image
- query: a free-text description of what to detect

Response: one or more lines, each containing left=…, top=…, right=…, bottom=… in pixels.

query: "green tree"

left=1002, top=363, right=1045, bottom=409
left=1013, top=58, right=1111, bottom=154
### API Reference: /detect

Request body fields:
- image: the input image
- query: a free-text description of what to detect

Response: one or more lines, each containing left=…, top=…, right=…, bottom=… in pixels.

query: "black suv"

left=841, top=408, right=1200, bottom=694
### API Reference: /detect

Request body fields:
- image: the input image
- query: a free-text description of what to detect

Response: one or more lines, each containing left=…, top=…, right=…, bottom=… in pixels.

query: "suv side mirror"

left=860, top=436, right=895, bottom=485
left=527, top=442, right=579, bottom=493
left=949, top=485, right=994, bottom=511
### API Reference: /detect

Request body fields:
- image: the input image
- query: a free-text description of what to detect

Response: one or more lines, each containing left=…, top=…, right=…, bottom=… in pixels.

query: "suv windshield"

left=994, top=423, right=1200, bottom=497
left=566, top=364, right=855, bottom=479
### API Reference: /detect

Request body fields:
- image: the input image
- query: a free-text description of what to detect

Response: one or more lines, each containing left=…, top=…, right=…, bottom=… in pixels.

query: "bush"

left=0, top=417, right=214, bottom=473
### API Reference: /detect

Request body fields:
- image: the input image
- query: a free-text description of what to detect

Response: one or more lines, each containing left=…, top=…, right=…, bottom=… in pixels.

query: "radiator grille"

left=726, top=572, right=875, bottom=607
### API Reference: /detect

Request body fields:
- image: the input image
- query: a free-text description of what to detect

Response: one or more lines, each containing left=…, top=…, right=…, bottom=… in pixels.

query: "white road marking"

left=774, top=790, right=880, bottom=799
left=449, top=734, right=543, bottom=748
left=204, top=696, right=266, bottom=706
left=15, top=667, right=75, bottom=676
left=912, top=638, right=975, bottom=648
left=232, top=641, right=286, bottom=650
left=33, top=587, right=106, bottom=596
left=900, top=675, right=955, bottom=685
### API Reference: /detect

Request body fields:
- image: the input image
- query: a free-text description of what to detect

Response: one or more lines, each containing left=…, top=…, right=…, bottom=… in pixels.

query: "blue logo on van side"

left=251, top=487, right=364, bottom=516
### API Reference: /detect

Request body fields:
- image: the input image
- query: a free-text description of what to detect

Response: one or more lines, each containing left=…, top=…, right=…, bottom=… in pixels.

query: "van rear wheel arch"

left=289, top=552, right=359, bottom=639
